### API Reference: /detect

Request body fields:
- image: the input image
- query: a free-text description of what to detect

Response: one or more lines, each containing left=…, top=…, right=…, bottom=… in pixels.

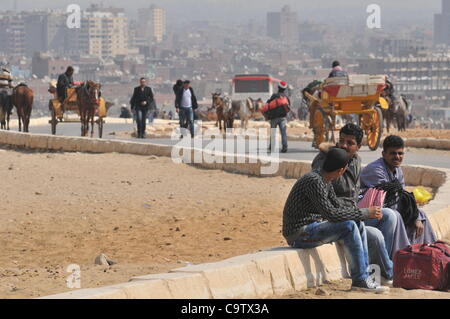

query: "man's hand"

left=141, top=101, right=147, bottom=106
left=415, top=220, right=424, bottom=238
left=176, top=108, right=180, bottom=114
left=368, top=207, right=383, bottom=220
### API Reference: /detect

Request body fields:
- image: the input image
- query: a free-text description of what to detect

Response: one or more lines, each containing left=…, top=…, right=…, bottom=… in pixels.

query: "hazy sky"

left=9, top=0, right=444, bottom=25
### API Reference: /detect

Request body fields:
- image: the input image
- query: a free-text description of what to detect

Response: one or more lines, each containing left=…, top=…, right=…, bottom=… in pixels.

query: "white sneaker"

left=381, top=277, right=394, bottom=288
left=352, top=278, right=390, bottom=294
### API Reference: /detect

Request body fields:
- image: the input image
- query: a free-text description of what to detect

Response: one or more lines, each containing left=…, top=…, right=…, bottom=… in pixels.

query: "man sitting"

left=328, top=61, right=348, bottom=78
left=361, top=136, right=437, bottom=252
left=283, top=147, right=389, bottom=293
left=57, top=66, right=75, bottom=103
left=312, top=124, right=395, bottom=283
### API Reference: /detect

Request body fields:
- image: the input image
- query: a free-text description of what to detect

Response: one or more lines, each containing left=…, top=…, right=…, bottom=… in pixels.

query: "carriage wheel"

left=364, top=107, right=383, bottom=151
left=98, top=118, right=104, bottom=139
left=312, top=108, right=330, bottom=149
left=50, top=104, right=58, bottom=135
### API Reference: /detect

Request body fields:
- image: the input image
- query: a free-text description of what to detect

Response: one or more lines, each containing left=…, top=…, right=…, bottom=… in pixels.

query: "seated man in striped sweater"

left=282, top=148, right=389, bottom=293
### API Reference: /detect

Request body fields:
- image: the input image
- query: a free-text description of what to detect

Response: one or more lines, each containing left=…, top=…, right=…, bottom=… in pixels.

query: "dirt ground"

left=0, top=148, right=292, bottom=299
left=278, top=278, right=449, bottom=299
left=0, top=148, right=447, bottom=299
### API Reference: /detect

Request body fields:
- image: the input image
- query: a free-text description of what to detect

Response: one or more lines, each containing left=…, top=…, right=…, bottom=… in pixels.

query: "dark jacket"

left=56, top=73, right=74, bottom=99
left=175, top=87, right=198, bottom=110
left=130, top=86, right=154, bottom=109
left=312, top=143, right=364, bottom=206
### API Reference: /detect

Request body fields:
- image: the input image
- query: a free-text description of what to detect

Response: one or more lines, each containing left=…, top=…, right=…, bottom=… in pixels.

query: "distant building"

left=31, top=52, right=73, bottom=78
left=137, top=5, right=167, bottom=44
left=23, top=11, right=68, bottom=56
left=0, top=12, right=25, bottom=55
left=79, top=5, right=130, bottom=58
left=434, top=0, right=450, bottom=45
left=266, top=5, right=298, bottom=42
left=357, top=56, right=450, bottom=107
left=368, top=36, right=426, bottom=57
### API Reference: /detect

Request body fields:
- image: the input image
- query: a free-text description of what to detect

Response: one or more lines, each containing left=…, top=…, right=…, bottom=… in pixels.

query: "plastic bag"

left=413, top=187, right=433, bottom=204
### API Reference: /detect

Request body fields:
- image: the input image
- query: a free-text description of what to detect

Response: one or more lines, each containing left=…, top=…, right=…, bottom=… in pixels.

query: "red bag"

left=393, top=241, right=450, bottom=291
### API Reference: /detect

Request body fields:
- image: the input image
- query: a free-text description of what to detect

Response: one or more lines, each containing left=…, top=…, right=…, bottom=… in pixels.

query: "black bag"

left=375, top=180, right=419, bottom=228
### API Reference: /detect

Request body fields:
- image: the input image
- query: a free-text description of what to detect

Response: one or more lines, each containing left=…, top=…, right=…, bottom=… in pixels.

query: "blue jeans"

left=291, top=221, right=369, bottom=283
left=135, top=106, right=149, bottom=138
left=179, top=107, right=194, bottom=138
left=365, top=208, right=397, bottom=257
left=270, top=117, right=288, bottom=150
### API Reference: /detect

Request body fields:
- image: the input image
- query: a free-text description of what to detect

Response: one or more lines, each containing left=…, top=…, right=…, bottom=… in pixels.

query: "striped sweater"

left=283, top=171, right=370, bottom=245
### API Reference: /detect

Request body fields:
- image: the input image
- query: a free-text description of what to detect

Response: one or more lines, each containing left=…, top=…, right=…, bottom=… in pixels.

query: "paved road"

left=24, top=122, right=450, bottom=169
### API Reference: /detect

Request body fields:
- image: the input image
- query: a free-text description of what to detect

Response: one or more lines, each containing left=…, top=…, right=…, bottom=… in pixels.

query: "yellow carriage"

left=48, top=84, right=110, bottom=138
left=304, top=74, right=389, bottom=151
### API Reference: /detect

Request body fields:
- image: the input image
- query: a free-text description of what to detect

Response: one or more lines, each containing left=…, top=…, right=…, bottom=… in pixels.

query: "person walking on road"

left=130, top=77, right=154, bottom=139
left=175, top=80, right=198, bottom=139
left=263, top=81, right=291, bottom=153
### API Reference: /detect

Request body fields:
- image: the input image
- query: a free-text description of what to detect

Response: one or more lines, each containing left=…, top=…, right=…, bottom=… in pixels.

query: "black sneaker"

left=281, top=147, right=288, bottom=153
left=352, top=278, right=390, bottom=294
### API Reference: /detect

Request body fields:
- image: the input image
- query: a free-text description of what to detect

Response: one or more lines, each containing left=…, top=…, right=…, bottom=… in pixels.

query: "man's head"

left=183, top=80, right=190, bottom=89
left=140, top=77, right=147, bottom=87
left=278, top=81, right=288, bottom=93
left=176, top=79, right=183, bottom=86
left=382, top=135, right=405, bottom=169
left=338, top=123, right=364, bottom=157
left=66, top=66, right=74, bottom=76
left=322, top=147, right=350, bottom=180
left=332, top=61, right=340, bottom=68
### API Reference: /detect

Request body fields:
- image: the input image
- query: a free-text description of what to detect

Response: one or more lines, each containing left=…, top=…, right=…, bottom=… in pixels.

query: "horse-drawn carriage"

left=48, top=81, right=111, bottom=138
left=304, top=74, right=389, bottom=151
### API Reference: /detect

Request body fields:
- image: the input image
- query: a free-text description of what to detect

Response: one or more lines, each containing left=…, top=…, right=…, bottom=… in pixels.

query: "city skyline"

left=7, top=0, right=444, bottom=26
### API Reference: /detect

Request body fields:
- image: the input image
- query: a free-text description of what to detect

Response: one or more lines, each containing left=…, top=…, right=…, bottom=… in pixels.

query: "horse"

left=0, top=88, right=13, bottom=130
left=211, top=93, right=233, bottom=131
left=395, top=95, right=410, bottom=132
left=76, top=81, right=101, bottom=137
left=231, top=98, right=255, bottom=131
left=11, top=84, right=33, bottom=133
left=382, top=95, right=398, bottom=133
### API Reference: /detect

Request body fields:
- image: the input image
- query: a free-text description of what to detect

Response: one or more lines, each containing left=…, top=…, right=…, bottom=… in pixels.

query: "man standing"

left=175, top=80, right=198, bottom=139
left=312, top=124, right=398, bottom=283
left=361, top=136, right=437, bottom=248
left=263, top=81, right=290, bottom=153
left=283, top=147, right=389, bottom=293
left=57, top=66, right=75, bottom=103
left=130, top=77, right=154, bottom=139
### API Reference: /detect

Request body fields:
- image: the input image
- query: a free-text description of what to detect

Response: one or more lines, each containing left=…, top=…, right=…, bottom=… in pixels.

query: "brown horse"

left=0, top=89, right=13, bottom=130
left=211, top=93, right=233, bottom=131
left=76, top=81, right=101, bottom=137
left=11, top=84, right=33, bottom=133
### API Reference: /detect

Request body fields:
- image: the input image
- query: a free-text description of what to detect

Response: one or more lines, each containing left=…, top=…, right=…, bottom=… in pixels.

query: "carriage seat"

left=323, top=74, right=387, bottom=99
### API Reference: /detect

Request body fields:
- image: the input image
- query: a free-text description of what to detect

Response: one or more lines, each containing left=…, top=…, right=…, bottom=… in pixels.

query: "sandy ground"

left=0, top=148, right=292, bottom=299
left=0, top=147, right=447, bottom=299
left=277, top=278, right=450, bottom=299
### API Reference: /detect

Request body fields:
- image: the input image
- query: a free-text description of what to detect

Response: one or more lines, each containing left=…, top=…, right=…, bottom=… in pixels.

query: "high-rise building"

left=23, top=11, right=68, bottom=55
left=0, top=12, right=25, bottom=55
left=137, top=5, right=166, bottom=44
left=79, top=5, right=130, bottom=58
left=434, top=0, right=450, bottom=45
left=266, top=5, right=298, bottom=42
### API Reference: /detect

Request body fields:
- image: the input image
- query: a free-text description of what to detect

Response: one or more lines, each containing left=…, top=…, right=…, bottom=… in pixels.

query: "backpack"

left=263, top=95, right=290, bottom=120
left=394, top=241, right=450, bottom=291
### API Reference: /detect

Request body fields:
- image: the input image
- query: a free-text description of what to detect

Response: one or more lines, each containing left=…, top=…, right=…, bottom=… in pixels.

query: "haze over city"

left=7, top=0, right=443, bottom=25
